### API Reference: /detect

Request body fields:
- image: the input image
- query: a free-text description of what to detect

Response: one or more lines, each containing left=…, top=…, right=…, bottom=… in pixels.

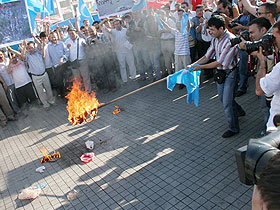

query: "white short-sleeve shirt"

left=260, top=62, right=280, bottom=131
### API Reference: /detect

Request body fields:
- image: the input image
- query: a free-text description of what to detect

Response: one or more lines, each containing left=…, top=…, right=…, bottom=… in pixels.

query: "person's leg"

left=151, top=48, right=162, bottom=80
left=79, top=60, right=91, bottom=93
left=0, top=108, right=7, bottom=126
left=103, top=54, right=117, bottom=90
left=141, top=48, right=153, bottom=79
left=133, top=46, right=146, bottom=79
left=237, top=50, right=249, bottom=95
left=125, top=50, right=137, bottom=80
left=24, top=82, right=37, bottom=103
left=32, top=75, right=50, bottom=108
left=175, top=55, right=181, bottom=72
left=6, top=84, right=20, bottom=113
left=116, top=53, right=128, bottom=83
left=221, top=71, right=240, bottom=133
left=182, top=55, right=192, bottom=67
left=0, top=84, right=14, bottom=119
left=42, top=72, right=55, bottom=104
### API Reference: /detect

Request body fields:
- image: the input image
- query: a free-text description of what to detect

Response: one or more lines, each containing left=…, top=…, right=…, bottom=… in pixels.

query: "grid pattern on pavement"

left=0, top=78, right=263, bottom=210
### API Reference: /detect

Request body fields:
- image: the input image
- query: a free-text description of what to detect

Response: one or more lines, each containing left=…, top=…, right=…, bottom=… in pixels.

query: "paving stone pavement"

left=0, top=77, right=264, bottom=210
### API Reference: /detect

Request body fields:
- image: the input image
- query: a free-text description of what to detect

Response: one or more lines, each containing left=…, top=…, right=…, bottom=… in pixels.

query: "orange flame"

left=112, top=106, right=121, bottom=114
left=66, top=79, right=99, bottom=125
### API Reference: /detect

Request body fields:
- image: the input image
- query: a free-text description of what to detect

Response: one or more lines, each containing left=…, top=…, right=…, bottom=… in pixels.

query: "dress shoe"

left=237, top=110, right=246, bottom=117
left=222, top=130, right=238, bottom=138
left=235, top=91, right=246, bottom=97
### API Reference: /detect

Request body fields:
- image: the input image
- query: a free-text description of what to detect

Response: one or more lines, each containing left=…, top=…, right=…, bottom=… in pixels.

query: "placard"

left=0, top=0, right=32, bottom=48
left=96, top=0, right=134, bottom=18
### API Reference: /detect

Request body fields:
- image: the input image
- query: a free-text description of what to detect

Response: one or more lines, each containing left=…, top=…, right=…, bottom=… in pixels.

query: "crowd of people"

left=0, top=0, right=279, bottom=140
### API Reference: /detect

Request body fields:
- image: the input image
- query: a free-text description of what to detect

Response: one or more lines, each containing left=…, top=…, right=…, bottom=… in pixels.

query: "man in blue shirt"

left=47, top=31, right=69, bottom=98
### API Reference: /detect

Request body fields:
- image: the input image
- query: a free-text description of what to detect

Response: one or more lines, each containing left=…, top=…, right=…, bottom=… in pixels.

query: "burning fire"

left=66, top=79, right=99, bottom=125
left=113, top=106, right=121, bottom=114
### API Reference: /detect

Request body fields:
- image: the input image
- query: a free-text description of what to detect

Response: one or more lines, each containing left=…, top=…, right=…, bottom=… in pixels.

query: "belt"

left=31, top=72, right=46, bottom=76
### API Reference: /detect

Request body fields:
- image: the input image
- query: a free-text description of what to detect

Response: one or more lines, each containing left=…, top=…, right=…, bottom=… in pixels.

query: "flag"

left=132, top=0, right=146, bottom=11
left=28, top=8, right=38, bottom=33
left=41, top=0, right=55, bottom=18
left=78, top=0, right=94, bottom=26
left=92, top=0, right=97, bottom=11
left=167, top=68, right=201, bottom=107
left=154, top=14, right=164, bottom=29
left=181, top=12, right=189, bottom=35
left=45, top=0, right=54, bottom=14
left=27, top=0, right=43, bottom=13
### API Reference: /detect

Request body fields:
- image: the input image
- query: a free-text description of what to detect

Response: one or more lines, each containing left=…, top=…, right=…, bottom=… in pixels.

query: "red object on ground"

left=80, top=153, right=94, bottom=163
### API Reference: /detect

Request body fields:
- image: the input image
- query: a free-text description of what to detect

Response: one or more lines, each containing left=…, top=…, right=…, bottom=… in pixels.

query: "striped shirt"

left=171, top=28, right=190, bottom=56
left=205, top=30, right=239, bottom=70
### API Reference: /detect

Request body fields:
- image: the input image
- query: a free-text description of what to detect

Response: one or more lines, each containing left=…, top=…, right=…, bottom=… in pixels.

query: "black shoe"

left=237, top=110, right=246, bottom=117
left=222, top=130, right=238, bottom=138
left=179, top=84, right=185, bottom=89
left=235, top=91, right=246, bottom=97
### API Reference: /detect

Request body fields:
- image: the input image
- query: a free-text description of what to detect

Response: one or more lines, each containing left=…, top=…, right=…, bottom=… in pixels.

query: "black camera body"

left=212, top=10, right=222, bottom=16
left=245, top=33, right=275, bottom=56
left=235, top=130, right=280, bottom=185
left=230, top=30, right=250, bottom=47
left=228, top=18, right=241, bottom=29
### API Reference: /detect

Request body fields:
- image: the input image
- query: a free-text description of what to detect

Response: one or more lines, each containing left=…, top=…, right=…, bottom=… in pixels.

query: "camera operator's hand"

left=255, top=46, right=267, bottom=62
left=232, top=23, right=246, bottom=31
left=239, top=37, right=246, bottom=50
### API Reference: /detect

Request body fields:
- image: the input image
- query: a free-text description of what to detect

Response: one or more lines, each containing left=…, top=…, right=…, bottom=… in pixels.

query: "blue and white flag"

left=78, top=0, right=94, bottom=26
left=181, top=12, right=189, bottom=35
left=28, top=8, right=38, bottom=33
left=155, top=13, right=164, bottom=30
left=27, top=0, right=43, bottom=12
left=167, top=68, right=201, bottom=107
left=132, top=0, right=146, bottom=11
left=41, top=0, right=55, bottom=18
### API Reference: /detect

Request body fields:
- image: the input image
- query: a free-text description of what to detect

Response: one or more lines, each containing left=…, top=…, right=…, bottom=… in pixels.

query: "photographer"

left=216, top=0, right=240, bottom=31
left=252, top=152, right=280, bottom=210
left=255, top=21, right=280, bottom=132
left=187, top=15, right=245, bottom=138
left=231, top=5, right=256, bottom=97
left=240, top=17, right=272, bottom=137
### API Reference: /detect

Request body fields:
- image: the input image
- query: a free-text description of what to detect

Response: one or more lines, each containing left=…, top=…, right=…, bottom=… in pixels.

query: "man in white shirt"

left=256, top=21, right=280, bottom=132
left=65, top=28, right=91, bottom=93
left=22, top=40, right=55, bottom=110
left=102, top=19, right=137, bottom=84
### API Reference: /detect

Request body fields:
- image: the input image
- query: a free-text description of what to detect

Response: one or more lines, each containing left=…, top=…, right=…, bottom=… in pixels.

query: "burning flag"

left=66, top=79, right=99, bottom=125
left=112, top=106, right=121, bottom=114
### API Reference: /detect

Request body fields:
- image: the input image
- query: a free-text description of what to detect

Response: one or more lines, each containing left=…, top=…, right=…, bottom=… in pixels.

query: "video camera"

left=235, top=115, right=280, bottom=185
left=230, top=30, right=250, bottom=47
left=244, top=33, right=275, bottom=56
left=212, top=10, right=222, bottom=16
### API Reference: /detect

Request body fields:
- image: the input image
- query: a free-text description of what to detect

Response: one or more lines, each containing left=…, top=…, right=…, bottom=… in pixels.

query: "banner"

left=132, top=0, right=146, bottom=11
left=96, top=0, right=134, bottom=18
left=0, top=0, right=32, bottom=48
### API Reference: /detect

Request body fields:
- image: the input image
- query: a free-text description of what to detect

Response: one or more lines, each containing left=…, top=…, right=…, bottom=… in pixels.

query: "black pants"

left=196, top=40, right=211, bottom=59
left=93, top=55, right=117, bottom=90
left=16, top=82, right=37, bottom=107
left=46, top=63, right=67, bottom=97
left=197, top=40, right=213, bottom=78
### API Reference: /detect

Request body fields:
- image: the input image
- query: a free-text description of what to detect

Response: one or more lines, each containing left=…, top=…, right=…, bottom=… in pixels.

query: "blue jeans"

left=216, top=70, right=243, bottom=133
left=258, top=95, right=270, bottom=130
left=237, top=50, right=249, bottom=92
